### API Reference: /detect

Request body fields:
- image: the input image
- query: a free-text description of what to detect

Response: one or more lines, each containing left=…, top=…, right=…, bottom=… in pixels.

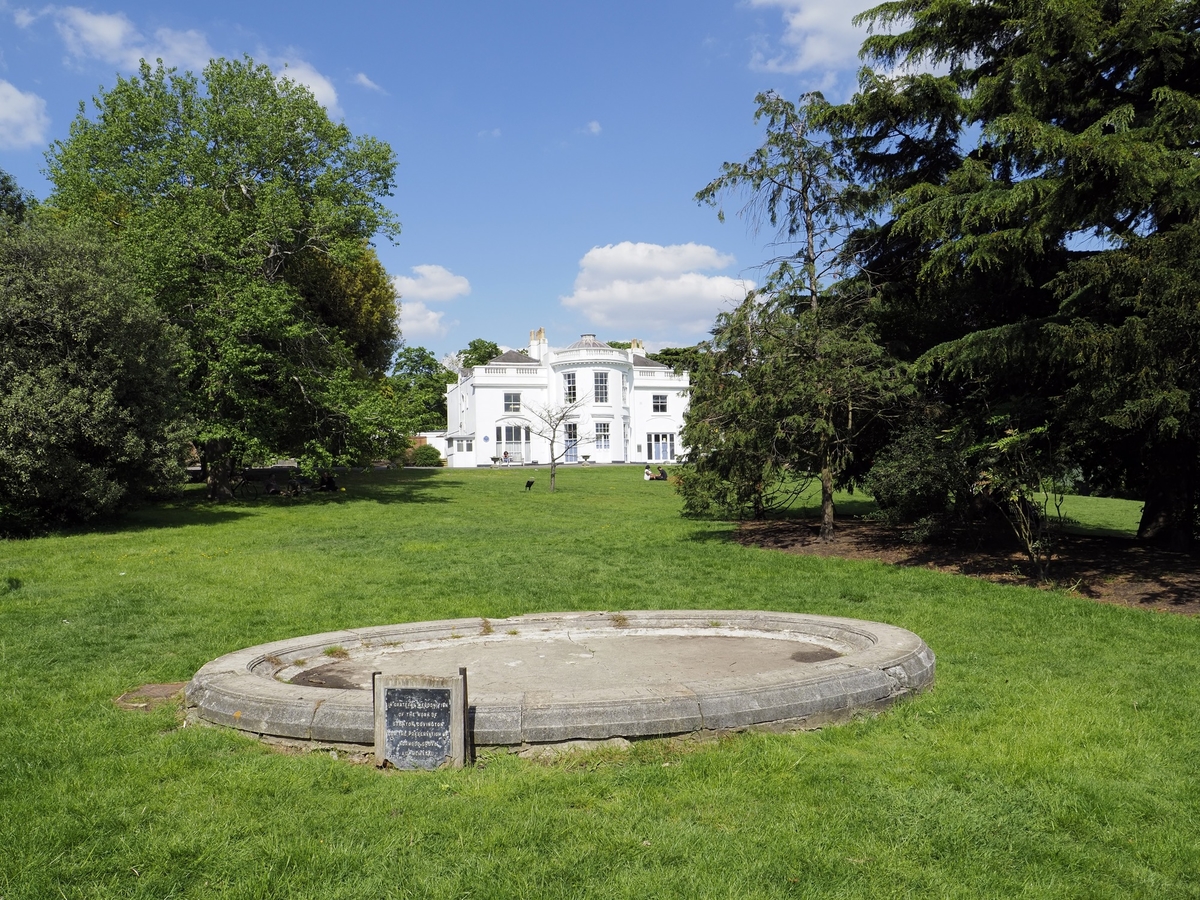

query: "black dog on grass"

left=524, top=479, right=535, bottom=491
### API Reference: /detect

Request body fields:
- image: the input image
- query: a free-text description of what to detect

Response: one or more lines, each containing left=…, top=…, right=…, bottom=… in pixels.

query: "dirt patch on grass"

left=114, top=682, right=188, bottom=711
left=738, top=519, right=1200, bottom=616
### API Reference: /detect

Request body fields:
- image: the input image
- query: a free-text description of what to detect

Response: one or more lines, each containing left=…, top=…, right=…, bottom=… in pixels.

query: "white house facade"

left=438, top=329, right=689, bottom=468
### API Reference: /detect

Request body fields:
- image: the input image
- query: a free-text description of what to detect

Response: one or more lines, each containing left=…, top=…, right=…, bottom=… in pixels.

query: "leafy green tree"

left=47, top=57, right=404, bottom=498
left=459, top=339, right=502, bottom=368
left=687, top=92, right=908, bottom=535
left=285, top=244, right=400, bottom=376
left=0, top=168, right=31, bottom=223
left=839, top=0, right=1200, bottom=547
left=0, top=213, right=185, bottom=534
left=390, top=346, right=458, bottom=432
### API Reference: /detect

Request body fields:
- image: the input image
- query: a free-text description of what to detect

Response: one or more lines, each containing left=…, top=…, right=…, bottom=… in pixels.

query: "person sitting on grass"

left=644, top=465, right=652, bottom=481
left=657, top=466, right=667, bottom=481
left=318, top=472, right=338, bottom=492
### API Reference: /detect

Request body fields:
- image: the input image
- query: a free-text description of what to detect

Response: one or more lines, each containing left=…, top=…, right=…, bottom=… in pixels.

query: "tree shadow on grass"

left=739, top=517, right=1200, bottom=614
left=78, top=502, right=255, bottom=537
left=680, top=524, right=741, bottom=545
left=45, top=469, right=463, bottom=539
left=679, top=495, right=879, bottom=547
left=320, top=469, right=462, bottom=505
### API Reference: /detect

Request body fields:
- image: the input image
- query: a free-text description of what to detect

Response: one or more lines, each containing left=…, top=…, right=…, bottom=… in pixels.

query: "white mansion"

left=434, top=328, right=689, bottom=468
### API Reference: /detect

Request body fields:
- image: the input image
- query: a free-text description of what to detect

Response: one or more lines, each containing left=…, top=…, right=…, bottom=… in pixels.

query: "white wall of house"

left=440, top=330, right=689, bottom=468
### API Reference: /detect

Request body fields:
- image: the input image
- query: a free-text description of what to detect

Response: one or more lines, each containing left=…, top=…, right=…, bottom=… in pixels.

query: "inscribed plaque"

left=373, top=672, right=466, bottom=769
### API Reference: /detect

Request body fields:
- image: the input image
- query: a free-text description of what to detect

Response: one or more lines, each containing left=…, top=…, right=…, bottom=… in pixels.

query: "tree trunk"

left=204, top=438, right=235, bottom=501
left=820, top=462, right=835, bottom=541
left=1137, top=444, right=1195, bottom=549
left=818, top=432, right=835, bottom=541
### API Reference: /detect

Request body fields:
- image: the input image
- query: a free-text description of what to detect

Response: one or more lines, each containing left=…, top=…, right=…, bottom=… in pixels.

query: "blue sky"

left=0, top=0, right=879, bottom=359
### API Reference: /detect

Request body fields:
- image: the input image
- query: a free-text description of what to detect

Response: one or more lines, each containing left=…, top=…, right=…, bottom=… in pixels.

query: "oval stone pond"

left=186, top=610, right=935, bottom=746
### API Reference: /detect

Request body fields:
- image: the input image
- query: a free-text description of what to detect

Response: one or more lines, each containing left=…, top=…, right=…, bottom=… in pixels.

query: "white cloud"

left=13, top=8, right=39, bottom=28
left=38, top=9, right=342, bottom=116
left=0, top=80, right=50, bottom=149
left=150, top=27, right=214, bottom=71
left=587, top=120, right=601, bottom=135
left=477, top=127, right=501, bottom=139
left=392, top=265, right=471, bottom=303
left=574, top=241, right=735, bottom=289
left=399, top=301, right=450, bottom=340
left=748, top=0, right=877, bottom=76
left=354, top=72, right=383, bottom=92
left=561, top=241, right=753, bottom=337
left=267, top=54, right=341, bottom=117
left=52, top=7, right=215, bottom=72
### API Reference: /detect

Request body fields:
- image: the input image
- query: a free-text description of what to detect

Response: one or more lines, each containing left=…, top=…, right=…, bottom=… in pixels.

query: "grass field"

left=1, top=466, right=1197, bottom=898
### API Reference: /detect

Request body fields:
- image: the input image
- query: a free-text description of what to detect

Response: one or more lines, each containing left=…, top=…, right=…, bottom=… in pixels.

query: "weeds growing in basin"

left=0, top=466, right=1196, bottom=898
left=609, top=612, right=630, bottom=628
left=322, top=646, right=350, bottom=660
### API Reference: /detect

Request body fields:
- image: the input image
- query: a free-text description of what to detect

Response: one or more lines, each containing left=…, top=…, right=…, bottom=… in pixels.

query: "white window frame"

left=595, top=422, right=610, bottom=449
left=594, top=371, right=608, bottom=403
left=504, top=392, right=521, bottom=413
left=652, top=394, right=667, bottom=413
left=563, top=372, right=577, bottom=403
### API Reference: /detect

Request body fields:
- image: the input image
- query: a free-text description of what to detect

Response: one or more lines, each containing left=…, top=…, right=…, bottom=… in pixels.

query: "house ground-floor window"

left=455, top=438, right=473, bottom=452
left=565, top=423, right=579, bottom=463
left=648, top=432, right=675, bottom=461
left=595, top=422, right=610, bottom=450
left=495, top=425, right=530, bottom=462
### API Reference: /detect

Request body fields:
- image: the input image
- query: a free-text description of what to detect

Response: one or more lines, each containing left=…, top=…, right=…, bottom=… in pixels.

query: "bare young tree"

left=526, top=396, right=593, bottom=492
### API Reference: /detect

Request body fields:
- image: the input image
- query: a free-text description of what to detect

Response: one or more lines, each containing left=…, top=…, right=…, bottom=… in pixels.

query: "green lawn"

left=1, top=467, right=1197, bottom=899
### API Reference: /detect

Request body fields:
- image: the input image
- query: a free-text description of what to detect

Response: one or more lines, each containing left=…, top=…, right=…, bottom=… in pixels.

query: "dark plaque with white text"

left=374, top=673, right=466, bottom=769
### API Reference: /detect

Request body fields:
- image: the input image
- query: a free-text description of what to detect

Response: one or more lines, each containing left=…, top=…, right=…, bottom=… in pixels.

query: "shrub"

left=864, top=422, right=960, bottom=526
left=0, top=215, right=186, bottom=534
left=409, top=444, right=444, bottom=467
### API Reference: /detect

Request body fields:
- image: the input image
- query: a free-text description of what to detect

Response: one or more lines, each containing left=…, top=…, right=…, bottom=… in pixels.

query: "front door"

left=647, top=433, right=675, bottom=461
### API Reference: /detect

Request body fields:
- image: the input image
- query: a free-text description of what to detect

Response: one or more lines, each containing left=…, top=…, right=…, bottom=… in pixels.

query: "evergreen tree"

left=686, top=92, right=908, bottom=534
left=841, top=0, right=1200, bottom=547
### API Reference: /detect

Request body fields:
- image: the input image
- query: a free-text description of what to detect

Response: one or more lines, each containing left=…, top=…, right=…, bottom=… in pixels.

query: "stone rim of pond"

left=185, top=610, right=935, bottom=746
